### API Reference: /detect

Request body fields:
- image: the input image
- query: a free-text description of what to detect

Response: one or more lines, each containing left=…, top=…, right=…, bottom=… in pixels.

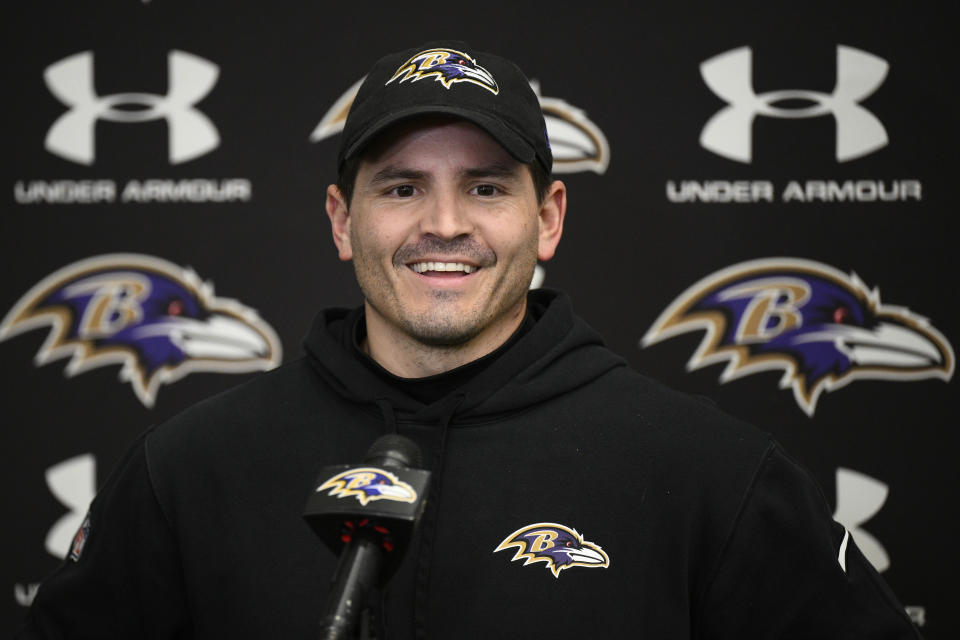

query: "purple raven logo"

left=0, top=253, right=282, bottom=408
left=316, top=467, right=417, bottom=506
left=642, top=258, right=954, bottom=416
left=494, top=522, right=610, bottom=578
left=385, top=47, right=499, bottom=94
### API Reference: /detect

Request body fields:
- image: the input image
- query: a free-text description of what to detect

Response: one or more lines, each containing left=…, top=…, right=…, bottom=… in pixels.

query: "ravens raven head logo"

left=494, top=522, right=609, bottom=578
left=316, top=467, right=417, bottom=506
left=385, top=47, right=499, bottom=94
left=641, top=258, right=954, bottom=416
left=310, top=80, right=609, bottom=175
left=0, top=253, right=281, bottom=408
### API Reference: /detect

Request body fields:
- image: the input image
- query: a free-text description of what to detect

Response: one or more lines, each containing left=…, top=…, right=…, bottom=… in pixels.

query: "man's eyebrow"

left=367, top=163, right=522, bottom=185
left=461, top=163, right=523, bottom=180
left=368, top=166, right=427, bottom=185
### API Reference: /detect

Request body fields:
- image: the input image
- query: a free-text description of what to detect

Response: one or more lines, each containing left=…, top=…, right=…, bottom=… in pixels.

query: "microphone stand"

left=319, top=532, right=382, bottom=639
left=305, top=435, right=430, bottom=640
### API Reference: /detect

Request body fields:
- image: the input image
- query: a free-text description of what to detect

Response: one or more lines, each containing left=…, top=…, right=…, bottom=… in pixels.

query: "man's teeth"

left=410, top=262, right=477, bottom=274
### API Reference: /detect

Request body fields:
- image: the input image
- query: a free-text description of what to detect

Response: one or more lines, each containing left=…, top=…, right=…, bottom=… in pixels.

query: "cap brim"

left=341, top=105, right=536, bottom=168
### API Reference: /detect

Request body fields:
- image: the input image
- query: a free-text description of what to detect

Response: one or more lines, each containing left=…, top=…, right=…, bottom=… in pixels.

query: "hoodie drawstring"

left=413, top=393, right=466, bottom=640
left=375, top=397, right=398, bottom=434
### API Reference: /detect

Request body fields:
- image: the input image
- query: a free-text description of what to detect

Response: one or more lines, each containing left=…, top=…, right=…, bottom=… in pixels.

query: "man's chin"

left=403, top=320, right=480, bottom=348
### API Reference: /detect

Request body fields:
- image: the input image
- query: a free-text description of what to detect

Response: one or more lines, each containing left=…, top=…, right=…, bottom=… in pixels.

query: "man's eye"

left=390, top=185, right=416, bottom=197
left=472, top=184, right=499, bottom=197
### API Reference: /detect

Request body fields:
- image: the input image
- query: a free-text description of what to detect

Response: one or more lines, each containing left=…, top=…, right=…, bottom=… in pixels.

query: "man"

left=20, top=41, right=922, bottom=638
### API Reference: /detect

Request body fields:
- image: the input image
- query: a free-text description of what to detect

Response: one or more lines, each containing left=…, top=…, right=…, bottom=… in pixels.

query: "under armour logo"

left=44, top=50, right=220, bottom=165
left=45, top=453, right=96, bottom=559
left=700, top=45, right=888, bottom=163
left=832, top=467, right=890, bottom=572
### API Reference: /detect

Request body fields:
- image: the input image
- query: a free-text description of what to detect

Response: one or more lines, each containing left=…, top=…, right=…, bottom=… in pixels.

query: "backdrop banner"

left=3, top=1, right=956, bottom=635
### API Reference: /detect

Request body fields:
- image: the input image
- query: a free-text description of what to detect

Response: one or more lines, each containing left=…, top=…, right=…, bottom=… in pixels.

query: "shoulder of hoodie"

left=575, top=363, right=777, bottom=479
left=143, top=356, right=331, bottom=468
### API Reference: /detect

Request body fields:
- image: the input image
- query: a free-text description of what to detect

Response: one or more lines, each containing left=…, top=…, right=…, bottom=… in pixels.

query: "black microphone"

left=303, top=435, right=431, bottom=639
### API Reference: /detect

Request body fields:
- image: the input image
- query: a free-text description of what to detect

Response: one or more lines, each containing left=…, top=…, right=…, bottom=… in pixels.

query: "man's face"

left=326, top=119, right=564, bottom=354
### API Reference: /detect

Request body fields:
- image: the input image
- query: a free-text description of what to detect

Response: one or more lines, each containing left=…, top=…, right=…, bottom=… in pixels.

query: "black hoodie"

left=20, top=290, right=921, bottom=639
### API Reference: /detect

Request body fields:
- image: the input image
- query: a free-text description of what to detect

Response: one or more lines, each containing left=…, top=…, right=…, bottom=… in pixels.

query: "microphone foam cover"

left=364, top=434, right=423, bottom=469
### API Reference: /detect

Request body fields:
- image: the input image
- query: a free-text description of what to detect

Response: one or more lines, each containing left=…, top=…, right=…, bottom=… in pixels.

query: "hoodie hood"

left=302, top=289, right=625, bottom=425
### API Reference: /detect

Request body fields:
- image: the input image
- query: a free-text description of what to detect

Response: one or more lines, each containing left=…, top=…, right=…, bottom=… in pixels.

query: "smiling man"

left=19, top=41, right=923, bottom=639
left=327, top=117, right=564, bottom=376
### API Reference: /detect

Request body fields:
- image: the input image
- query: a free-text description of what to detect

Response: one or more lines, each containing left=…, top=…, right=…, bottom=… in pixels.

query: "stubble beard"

left=358, top=272, right=531, bottom=349
left=398, top=278, right=531, bottom=348
left=353, top=237, right=536, bottom=349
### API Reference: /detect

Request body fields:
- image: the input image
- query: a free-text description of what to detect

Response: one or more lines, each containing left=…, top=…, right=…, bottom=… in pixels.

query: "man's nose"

left=420, top=190, right=474, bottom=239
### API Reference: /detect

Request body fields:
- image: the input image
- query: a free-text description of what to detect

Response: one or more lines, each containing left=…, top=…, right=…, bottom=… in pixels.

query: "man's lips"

left=407, top=261, right=480, bottom=275
left=395, top=238, right=494, bottom=277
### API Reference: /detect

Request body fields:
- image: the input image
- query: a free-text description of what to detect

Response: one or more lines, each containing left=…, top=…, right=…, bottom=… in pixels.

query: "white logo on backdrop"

left=44, top=50, right=220, bottom=165
left=13, top=455, right=96, bottom=608
left=45, top=454, right=96, bottom=558
left=700, top=45, right=888, bottom=163
left=832, top=467, right=890, bottom=572
left=530, top=265, right=546, bottom=290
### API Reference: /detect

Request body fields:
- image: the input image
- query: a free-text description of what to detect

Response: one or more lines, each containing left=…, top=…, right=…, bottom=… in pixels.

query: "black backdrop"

left=3, top=1, right=956, bottom=635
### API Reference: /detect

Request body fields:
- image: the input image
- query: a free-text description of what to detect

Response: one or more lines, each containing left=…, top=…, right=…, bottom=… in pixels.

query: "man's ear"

left=325, top=184, right=352, bottom=261
left=537, top=180, right=567, bottom=262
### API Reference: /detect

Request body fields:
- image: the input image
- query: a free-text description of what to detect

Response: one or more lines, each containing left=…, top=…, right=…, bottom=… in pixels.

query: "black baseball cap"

left=338, top=40, right=552, bottom=174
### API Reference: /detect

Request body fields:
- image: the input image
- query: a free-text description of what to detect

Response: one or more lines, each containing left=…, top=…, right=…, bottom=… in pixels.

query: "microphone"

left=303, top=435, right=431, bottom=639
